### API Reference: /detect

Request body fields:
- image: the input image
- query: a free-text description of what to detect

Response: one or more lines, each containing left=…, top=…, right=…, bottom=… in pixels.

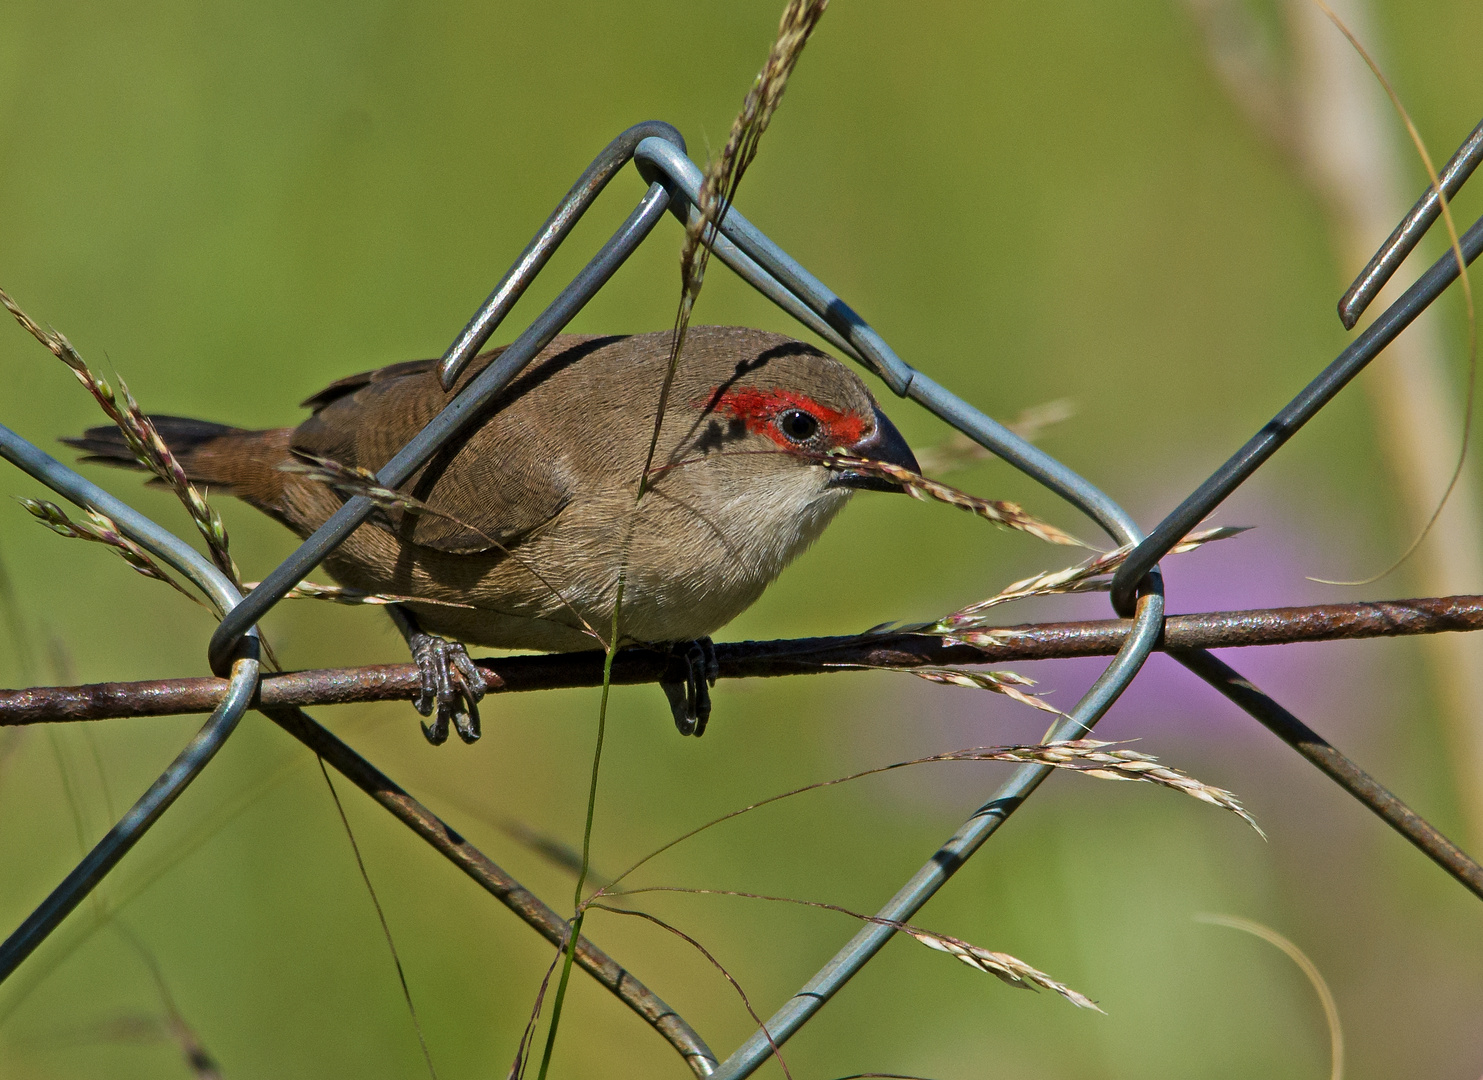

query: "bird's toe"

left=661, top=678, right=696, bottom=736
left=448, top=690, right=482, bottom=744
left=659, top=639, right=717, bottom=737
left=449, top=646, right=488, bottom=704
left=408, top=635, right=441, bottom=718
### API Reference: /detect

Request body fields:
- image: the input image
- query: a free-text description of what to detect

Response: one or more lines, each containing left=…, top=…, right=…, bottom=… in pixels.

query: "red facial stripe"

left=705, top=387, right=869, bottom=450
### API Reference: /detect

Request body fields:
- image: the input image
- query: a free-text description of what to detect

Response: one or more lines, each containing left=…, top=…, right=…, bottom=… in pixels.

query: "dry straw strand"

left=602, top=739, right=1261, bottom=897
left=1020, top=739, right=1263, bottom=835
left=1306, top=0, right=1477, bottom=589
left=898, top=665, right=1061, bottom=714
left=600, top=882, right=1101, bottom=1014
left=1196, top=914, right=1343, bottom=1080
left=925, top=526, right=1248, bottom=641
left=241, top=580, right=476, bottom=609
left=900, top=741, right=1263, bottom=834
left=819, top=454, right=1091, bottom=547
left=280, top=454, right=416, bottom=512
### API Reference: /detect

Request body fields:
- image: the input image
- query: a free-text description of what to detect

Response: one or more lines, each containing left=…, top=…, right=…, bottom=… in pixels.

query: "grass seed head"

left=16, top=498, right=208, bottom=608
left=906, top=928, right=1104, bottom=1012
left=907, top=666, right=1061, bottom=714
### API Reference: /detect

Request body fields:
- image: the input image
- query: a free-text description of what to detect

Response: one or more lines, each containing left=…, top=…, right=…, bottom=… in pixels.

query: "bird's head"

left=663, top=327, right=919, bottom=495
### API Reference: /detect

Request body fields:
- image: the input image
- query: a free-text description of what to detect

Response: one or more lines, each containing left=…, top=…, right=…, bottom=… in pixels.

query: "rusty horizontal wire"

left=5, top=594, right=1481, bottom=726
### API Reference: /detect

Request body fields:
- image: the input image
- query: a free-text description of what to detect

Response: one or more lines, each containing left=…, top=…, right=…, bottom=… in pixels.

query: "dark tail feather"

left=61, top=416, right=247, bottom=471
left=63, top=416, right=294, bottom=519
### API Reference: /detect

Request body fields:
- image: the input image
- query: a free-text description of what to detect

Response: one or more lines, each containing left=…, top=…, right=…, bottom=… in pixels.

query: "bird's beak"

left=829, top=404, right=920, bottom=493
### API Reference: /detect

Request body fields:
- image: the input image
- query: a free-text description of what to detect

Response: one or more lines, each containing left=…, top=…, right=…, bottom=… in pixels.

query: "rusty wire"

left=6, top=595, right=1483, bottom=725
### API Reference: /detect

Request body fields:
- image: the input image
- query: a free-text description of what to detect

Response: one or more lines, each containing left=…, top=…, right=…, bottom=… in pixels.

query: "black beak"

left=829, top=404, right=920, bottom=493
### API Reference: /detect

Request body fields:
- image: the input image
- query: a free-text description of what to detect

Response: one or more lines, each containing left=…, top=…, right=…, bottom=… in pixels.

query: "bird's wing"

left=291, top=349, right=571, bottom=555
left=298, top=357, right=448, bottom=412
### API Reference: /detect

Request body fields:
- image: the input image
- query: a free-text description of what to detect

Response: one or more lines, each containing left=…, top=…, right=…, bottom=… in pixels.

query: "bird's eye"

left=776, top=408, right=821, bottom=443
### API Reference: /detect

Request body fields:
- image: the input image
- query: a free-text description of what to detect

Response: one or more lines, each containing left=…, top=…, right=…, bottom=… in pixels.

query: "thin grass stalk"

left=598, top=740, right=1260, bottom=901
left=113, top=922, right=224, bottom=1080
left=533, top=578, right=624, bottom=1080
left=316, top=758, right=437, bottom=1080
left=545, top=9, right=827, bottom=1058
left=508, top=953, right=561, bottom=1080
left=588, top=904, right=793, bottom=1080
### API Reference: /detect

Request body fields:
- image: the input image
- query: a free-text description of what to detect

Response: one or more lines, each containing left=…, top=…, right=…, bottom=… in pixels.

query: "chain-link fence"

left=2, top=112, right=1481, bottom=1076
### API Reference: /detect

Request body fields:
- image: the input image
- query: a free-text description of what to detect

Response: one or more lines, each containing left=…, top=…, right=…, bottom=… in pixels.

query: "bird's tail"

left=62, top=416, right=294, bottom=510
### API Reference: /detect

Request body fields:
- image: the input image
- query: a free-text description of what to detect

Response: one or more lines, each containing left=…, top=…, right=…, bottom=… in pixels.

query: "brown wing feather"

left=301, top=356, right=442, bottom=412
left=290, top=344, right=574, bottom=554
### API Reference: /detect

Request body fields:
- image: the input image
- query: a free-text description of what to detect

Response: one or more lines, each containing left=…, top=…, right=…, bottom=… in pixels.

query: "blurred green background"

left=2, top=1, right=1482, bottom=1077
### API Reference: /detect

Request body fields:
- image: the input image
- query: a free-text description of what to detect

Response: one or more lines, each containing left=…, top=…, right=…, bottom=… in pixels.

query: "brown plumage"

left=67, top=325, right=918, bottom=738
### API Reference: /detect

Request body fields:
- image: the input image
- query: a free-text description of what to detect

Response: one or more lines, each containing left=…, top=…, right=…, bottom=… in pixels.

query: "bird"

left=66, top=326, right=920, bottom=744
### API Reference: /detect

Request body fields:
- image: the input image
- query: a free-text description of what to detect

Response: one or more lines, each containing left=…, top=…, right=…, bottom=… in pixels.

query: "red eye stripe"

left=705, top=387, right=869, bottom=449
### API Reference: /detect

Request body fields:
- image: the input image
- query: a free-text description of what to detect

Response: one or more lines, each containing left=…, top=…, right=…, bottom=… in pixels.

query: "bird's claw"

left=408, top=631, right=486, bottom=745
left=660, top=638, right=718, bottom=737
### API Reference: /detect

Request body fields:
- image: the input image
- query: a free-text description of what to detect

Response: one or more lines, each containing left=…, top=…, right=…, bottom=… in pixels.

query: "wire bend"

left=0, top=427, right=260, bottom=983
left=627, top=136, right=1166, bottom=1079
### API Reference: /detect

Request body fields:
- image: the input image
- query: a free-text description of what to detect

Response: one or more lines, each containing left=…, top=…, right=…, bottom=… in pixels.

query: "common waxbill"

left=67, top=326, right=919, bottom=743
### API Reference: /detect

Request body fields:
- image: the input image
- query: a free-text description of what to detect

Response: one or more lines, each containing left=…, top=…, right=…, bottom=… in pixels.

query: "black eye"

left=776, top=409, right=821, bottom=443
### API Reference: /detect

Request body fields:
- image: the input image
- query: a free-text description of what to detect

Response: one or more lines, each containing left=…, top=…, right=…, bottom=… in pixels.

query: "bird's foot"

left=659, top=638, right=719, bottom=737
left=407, top=631, right=486, bottom=745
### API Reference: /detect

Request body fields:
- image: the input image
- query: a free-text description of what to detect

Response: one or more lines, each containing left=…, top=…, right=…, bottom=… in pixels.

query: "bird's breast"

left=607, top=466, right=851, bottom=643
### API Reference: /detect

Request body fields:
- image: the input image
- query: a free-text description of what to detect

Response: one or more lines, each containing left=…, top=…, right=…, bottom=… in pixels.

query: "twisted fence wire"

left=1, top=116, right=1482, bottom=1076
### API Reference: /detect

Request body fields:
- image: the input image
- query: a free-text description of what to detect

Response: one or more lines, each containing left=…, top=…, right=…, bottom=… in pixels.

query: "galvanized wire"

left=631, top=132, right=1168, bottom=1078
left=1338, top=117, right=1483, bottom=328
